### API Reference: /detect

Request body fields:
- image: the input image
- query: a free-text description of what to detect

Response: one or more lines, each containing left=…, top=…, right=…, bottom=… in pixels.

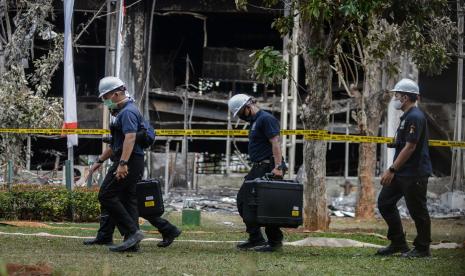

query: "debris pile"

left=165, top=188, right=238, bottom=214
left=329, top=191, right=465, bottom=219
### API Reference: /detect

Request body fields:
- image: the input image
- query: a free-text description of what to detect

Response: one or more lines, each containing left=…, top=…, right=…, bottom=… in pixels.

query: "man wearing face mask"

left=377, top=78, right=432, bottom=258
left=84, top=102, right=182, bottom=250
left=228, top=94, right=286, bottom=252
left=86, top=76, right=145, bottom=252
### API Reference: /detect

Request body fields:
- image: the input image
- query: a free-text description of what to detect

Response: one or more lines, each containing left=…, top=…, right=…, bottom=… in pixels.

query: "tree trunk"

left=356, top=53, right=396, bottom=219
left=357, top=141, right=377, bottom=218
left=300, top=23, right=332, bottom=231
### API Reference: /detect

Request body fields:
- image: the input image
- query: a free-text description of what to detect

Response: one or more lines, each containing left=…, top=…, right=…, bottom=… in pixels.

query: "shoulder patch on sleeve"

left=409, top=124, right=416, bottom=134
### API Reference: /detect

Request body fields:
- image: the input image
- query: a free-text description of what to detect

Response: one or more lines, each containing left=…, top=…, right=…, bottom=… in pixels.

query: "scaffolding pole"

left=183, top=55, right=190, bottom=189
left=451, top=0, right=465, bottom=190
left=102, top=0, right=113, bottom=169
left=144, top=0, right=156, bottom=178
left=226, top=91, right=232, bottom=176
left=164, top=139, right=170, bottom=198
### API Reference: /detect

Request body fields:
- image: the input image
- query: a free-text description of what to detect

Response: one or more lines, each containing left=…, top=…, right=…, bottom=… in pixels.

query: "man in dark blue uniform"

left=84, top=77, right=181, bottom=251
left=377, top=78, right=432, bottom=258
left=228, top=94, right=285, bottom=252
left=82, top=76, right=145, bottom=252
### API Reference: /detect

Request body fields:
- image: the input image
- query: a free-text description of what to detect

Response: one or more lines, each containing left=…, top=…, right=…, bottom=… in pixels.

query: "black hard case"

left=243, top=178, right=303, bottom=228
left=136, top=179, right=164, bottom=217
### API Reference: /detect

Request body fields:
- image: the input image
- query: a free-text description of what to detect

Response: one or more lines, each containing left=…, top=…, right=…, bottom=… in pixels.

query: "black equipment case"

left=244, top=177, right=303, bottom=228
left=136, top=179, right=164, bottom=217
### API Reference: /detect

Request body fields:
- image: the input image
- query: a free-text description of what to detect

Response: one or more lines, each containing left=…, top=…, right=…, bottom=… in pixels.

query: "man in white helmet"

left=85, top=76, right=145, bottom=252
left=84, top=83, right=182, bottom=250
left=228, top=93, right=286, bottom=252
left=377, top=78, right=432, bottom=258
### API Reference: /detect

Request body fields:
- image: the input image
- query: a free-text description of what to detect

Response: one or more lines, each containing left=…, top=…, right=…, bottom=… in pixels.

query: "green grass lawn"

left=1, top=213, right=464, bottom=275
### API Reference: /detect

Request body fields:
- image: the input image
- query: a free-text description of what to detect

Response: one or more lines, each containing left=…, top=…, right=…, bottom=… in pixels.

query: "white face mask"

left=393, top=99, right=403, bottom=110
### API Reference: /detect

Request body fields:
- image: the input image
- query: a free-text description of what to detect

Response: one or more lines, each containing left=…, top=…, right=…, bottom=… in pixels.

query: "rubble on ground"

left=329, top=190, right=465, bottom=219
left=164, top=188, right=238, bottom=214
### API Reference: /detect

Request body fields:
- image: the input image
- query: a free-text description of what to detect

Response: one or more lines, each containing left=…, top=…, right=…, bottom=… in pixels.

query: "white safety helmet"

left=228, top=94, right=252, bottom=117
left=98, top=76, right=125, bottom=98
left=390, top=78, right=420, bottom=95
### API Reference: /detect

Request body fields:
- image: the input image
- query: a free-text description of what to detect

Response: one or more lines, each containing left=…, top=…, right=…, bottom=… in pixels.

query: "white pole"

left=344, top=102, right=350, bottom=178
left=289, top=12, right=299, bottom=178
left=114, top=0, right=124, bottom=78
left=280, top=2, right=290, bottom=158
left=164, top=139, right=170, bottom=198
left=226, top=91, right=232, bottom=176
left=64, top=0, right=77, bottom=189
left=68, top=147, right=74, bottom=190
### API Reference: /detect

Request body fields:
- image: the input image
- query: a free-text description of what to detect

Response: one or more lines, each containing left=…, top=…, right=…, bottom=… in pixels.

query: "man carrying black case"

left=228, top=94, right=286, bottom=252
left=84, top=77, right=180, bottom=251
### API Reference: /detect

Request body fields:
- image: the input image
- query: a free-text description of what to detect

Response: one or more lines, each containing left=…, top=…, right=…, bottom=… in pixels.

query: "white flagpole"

left=64, top=0, right=78, bottom=189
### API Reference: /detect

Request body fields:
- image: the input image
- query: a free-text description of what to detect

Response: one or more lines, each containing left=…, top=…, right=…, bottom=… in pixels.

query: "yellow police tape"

left=0, top=128, right=110, bottom=135
left=0, top=128, right=327, bottom=136
left=1, top=128, right=464, bottom=148
left=304, top=133, right=465, bottom=148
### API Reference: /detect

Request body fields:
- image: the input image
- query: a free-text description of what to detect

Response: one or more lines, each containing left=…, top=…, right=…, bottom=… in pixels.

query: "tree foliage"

left=249, top=46, right=288, bottom=85
left=0, top=0, right=64, bottom=166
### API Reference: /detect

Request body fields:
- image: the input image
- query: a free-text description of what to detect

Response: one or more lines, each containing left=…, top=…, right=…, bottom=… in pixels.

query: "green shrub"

left=0, top=185, right=100, bottom=222
left=0, top=191, right=13, bottom=219
left=70, top=188, right=100, bottom=222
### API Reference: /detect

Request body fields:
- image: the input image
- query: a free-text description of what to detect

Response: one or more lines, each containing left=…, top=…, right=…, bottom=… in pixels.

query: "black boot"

left=401, top=248, right=431, bottom=258
left=83, top=238, right=113, bottom=246
left=236, top=238, right=267, bottom=250
left=375, top=243, right=410, bottom=256
left=254, top=242, right=283, bottom=253
left=157, top=228, right=182, bottom=248
left=109, top=230, right=144, bottom=252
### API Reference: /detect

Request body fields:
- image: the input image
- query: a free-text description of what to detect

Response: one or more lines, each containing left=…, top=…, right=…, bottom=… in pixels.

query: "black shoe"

left=375, top=244, right=410, bottom=256
left=83, top=238, right=113, bottom=246
left=109, top=230, right=144, bottom=252
left=401, top=248, right=431, bottom=258
left=126, top=242, right=141, bottom=252
left=157, top=228, right=182, bottom=248
left=119, top=236, right=141, bottom=252
left=236, top=239, right=267, bottom=250
left=254, top=243, right=283, bottom=252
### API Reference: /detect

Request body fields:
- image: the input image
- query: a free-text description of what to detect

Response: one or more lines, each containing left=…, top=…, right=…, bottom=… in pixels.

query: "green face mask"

left=103, top=92, right=119, bottom=109
left=103, top=99, right=117, bottom=109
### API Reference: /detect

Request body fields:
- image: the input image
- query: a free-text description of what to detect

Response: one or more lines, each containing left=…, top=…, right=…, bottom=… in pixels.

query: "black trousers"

left=96, top=155, right=177, bottom=241
left=377, top=175, right=431, bottom=250
left=237, top=162, right=283, bottom=246
left=97, top=154, right=144, bottom=238
left=96, top=212, right=178, bottom=241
